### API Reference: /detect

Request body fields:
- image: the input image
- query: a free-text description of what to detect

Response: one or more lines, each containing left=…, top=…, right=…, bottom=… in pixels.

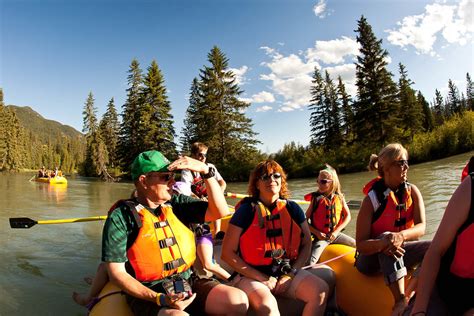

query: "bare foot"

left=83, top=276, right=93, bottom=285
left=72, top=292, right=93, bottom=307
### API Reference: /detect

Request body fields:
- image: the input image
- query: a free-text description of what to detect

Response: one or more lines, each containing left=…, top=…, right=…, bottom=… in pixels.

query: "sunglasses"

left=318, top=179, right=333, bottom=185
left=260, top=172, right=282, bottom=181
left=198, top=153, right=207, bottom=159
left=147, top=172, right=175, bottom=182
left=393, top=160, right=409, bottom=168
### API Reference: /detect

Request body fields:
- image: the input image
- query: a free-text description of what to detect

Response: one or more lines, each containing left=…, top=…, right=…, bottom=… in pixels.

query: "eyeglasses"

left=318, top=179, right=333, bottom=185
left=198, top=152, right=207, bottom=159
left=260, top=173, right=282, bottom=181
left=147, top=172, right=175, bottom=182
left=393, top=160, right=409, bottom=168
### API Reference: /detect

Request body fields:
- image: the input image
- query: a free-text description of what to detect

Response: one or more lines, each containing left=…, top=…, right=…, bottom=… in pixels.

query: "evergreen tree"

left=194, top=46, right=259, bottom=171
left=138, top=60, right=177, bottom=158
left=398, top=63, right=422, bottom=140
left=324, top=71, right=342, bottom=149
left=447, top=79, right=461, bottom=115
left=466, top=72, right=473, bottom=111
left=433, top=89, right=445, bottom=126
left=99, top=98, right=120, bottom=167
left=417, top=91, right=434, bottom=132
left=118, top=59, right=143, bottom=173
left=308, top=67, right=327, bottom=146
left=337, top=76, right=354, bottom=143
left=353, top=16, right=400, bottom=147
left=81, top=92, right=109, bottom=178
left=180, top=78, right=202, bottom=154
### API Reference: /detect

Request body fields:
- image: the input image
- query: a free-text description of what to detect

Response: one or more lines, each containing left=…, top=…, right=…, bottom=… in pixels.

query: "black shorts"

left=126, top=277, right=220, bottom=315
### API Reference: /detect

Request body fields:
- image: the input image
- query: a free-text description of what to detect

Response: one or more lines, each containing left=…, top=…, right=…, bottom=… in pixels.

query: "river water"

left=1, top=151, right=471, bottom=315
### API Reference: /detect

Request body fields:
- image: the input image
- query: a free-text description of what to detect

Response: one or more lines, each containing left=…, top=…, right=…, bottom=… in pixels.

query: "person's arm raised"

left=168, top=156, right=228, bottom=221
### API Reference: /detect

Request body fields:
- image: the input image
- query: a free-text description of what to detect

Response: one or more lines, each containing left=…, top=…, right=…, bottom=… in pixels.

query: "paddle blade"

left=10, top=217, right=38, bottom=229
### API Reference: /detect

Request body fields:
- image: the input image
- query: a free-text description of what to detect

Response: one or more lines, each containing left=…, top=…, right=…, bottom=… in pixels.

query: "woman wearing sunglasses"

left=355, top=143, right=430, bottom=316
left=304, top=164, right=355, bottom=264
left=222, top=160, right=330, bottom=316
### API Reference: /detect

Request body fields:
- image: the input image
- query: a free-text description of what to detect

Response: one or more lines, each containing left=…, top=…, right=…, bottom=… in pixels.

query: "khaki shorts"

left=232, top=269, right=312, bottom=298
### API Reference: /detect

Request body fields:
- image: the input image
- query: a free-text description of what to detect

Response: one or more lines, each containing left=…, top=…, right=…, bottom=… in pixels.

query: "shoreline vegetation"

left=0, top=16, right=473, bottom=181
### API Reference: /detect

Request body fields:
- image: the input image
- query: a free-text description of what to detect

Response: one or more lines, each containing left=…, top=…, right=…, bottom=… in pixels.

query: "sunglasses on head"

left=147, top=172, right=175, bottom=182
left=394, top=160, right=409, bottom=168
left=318, top=179, right=333, bottom=185
left=260, top=172, right=282, bottom=181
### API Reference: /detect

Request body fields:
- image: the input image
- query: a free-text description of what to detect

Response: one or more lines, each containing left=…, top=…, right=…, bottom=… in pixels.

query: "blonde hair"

left=318, top=164, right=342, bottom=196
left=368, top=143, right=408, bottom=177
left=248, top=160, right=290, bottom=199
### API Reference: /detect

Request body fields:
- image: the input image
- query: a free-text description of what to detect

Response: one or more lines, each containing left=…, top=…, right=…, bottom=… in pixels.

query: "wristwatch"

left=201, top=166, right=216, bottom=179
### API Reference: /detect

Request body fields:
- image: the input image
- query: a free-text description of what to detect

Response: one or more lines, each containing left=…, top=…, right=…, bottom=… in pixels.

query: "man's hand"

left=168, top=156, right=208, bottom=174
left=166, top=292, right=197, bottom=310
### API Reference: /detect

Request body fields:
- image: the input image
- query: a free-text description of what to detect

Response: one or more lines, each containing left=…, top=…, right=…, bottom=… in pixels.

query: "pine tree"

left=180, top=78, right=202, bottom=154
left=308, top=67, right=327, bottom=146
left=398, top=63, right=422, bottom=140
left=138, top=60, right=177, bottom=159
left=194, top=46, right=259, bottom=171
left=82, top=92, right=109, bottom=178
left=353, top=16, right=400, bottom=147
left=99, top=98, right=120, bottom=167
left=118, top=59, right=143, bottom=173
left=466, top=73, right=473, bottom=111
left=417, top=91, right=434, bottom=132
left=337, top=76, right=354, bottom=143
left=447, top=79, right=461, bottom=116
left=432, top=89, right=445, bottom=125
left=324, top=71, right=342, bottom=149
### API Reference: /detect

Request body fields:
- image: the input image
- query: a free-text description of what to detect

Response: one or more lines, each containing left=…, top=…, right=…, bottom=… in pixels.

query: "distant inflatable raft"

left=89, top=244, right=412, bottom=316
left=34, top=176, right=68, bottom=184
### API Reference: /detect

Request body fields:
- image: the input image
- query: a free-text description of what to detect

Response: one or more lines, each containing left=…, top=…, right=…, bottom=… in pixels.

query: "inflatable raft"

left=35, top=176, right=68, bottom=184
left=89, top=244, right=410, bottom=316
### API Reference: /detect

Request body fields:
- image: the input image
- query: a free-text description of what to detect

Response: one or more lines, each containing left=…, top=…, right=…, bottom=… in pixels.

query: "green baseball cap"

left=131, top=150, right=170, bottom=180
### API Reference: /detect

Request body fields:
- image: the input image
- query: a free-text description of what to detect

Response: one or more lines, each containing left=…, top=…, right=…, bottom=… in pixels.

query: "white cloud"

left=386, top=0, right=473, bottom=55
left=306, top=36, right=360, bottom=64
left=325, top=63, right=357, bottom=96
left=256, top=105, right=272, bottom=112
left=229, top=66, right=249, bottom=85
left=252, top=91, right=275, bottom=103
left=313, top=0, right=332, bottom=19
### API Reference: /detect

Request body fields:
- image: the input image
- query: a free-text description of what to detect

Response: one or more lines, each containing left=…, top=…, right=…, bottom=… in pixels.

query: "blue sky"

left=1, top=0, right=473, bottom=153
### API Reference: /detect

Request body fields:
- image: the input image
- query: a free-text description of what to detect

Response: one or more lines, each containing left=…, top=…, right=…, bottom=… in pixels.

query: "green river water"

left=0, top=151, right=471, bottom=315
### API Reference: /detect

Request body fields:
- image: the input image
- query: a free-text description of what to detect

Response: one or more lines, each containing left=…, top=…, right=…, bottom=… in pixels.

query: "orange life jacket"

left=363, top=178, right=414, bottom=238
left=306, top=192, right=344, bottom=234
left=110, top=200, right=196, bottom=282
left=239, top=199, right=301, bottom=266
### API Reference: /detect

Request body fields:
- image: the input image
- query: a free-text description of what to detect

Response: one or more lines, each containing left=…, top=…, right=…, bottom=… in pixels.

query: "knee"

left=253, top=295, right=279, bottom=315
left=227, top=289, right=249, bottom=313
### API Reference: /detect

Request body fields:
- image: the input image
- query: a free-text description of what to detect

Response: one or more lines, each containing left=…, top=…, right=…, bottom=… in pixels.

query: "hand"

left=273, top=275, right=292, bottom=295
left=166, top=292, right=197, bottom=310
left=384, top=245, right=406, bottom=258
left=315, top=231, right=327, bottom=241
left=261, top=276, right=277, bottom=291
left=383, top=232, right=404, bottom=248
left=168, top=156, right=208, bottom=174
left=327, top=231, right=339, bottom=242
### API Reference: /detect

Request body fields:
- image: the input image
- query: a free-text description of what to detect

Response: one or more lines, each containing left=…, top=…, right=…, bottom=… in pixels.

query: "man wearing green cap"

left=100, top=150, right=248, bottom=315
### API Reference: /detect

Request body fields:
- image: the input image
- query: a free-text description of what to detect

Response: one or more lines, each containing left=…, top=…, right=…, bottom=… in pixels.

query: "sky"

left=1, top=0, right=473, bottom=154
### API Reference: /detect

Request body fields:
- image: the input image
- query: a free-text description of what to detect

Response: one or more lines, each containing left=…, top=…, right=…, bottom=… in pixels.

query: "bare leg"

left=197, top=242, right=231, bottom=281
left=204, top=284, right=248, bottom=316
left=294, top=273, right=329, bottom=316
left=73, top=263, right=109, bottom=307
left=389, top=278, right=407, bottom=316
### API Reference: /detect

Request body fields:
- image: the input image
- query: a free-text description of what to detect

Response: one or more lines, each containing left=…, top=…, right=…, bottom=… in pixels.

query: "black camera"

left=279, top=258, right=293, bottom=274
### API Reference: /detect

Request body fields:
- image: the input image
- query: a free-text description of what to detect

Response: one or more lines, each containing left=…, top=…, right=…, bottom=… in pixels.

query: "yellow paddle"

left=9, top=216, right=108, bottom=229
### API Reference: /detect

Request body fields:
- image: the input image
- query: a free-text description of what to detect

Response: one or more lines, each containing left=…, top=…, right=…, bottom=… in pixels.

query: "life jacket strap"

left=159, top=237, right=177, bottom=248
left=164, top=258, right=185, bottom=271
left=266, top=228, right=283, bottom=238
left=154, top=221, right=168, bottom=228
left=264, top=248, right=285, bottom=258
left=394, top=218, right=407, bottom=227
left=266, top=213, right=280, bottom=221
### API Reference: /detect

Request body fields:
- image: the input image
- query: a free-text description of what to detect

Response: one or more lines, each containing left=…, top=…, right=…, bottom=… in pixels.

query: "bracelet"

left=156, top=293, right=167, bottom=306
